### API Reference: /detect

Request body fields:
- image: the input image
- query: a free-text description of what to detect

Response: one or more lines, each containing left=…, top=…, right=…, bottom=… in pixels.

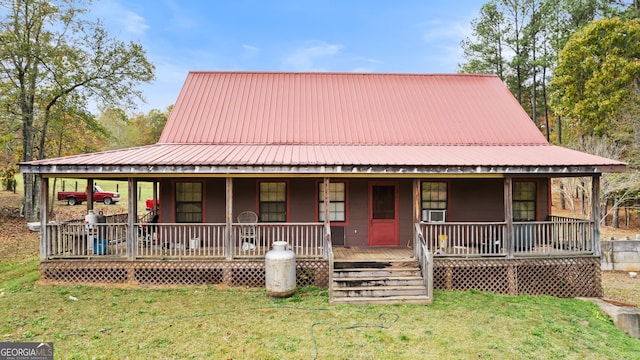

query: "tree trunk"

left=559, top=182, right=566, bottom=210
left=612, top=196, right=619, bottom=228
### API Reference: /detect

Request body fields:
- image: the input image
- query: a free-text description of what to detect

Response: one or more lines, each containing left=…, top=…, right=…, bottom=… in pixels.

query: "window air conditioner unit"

left=427, top=210, right=446, bottom=222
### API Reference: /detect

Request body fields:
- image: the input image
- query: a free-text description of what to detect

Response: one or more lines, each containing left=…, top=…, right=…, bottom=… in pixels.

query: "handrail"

left=325, top=222, right=334, bottom=304
left=414, top=223, right=433, bottom=304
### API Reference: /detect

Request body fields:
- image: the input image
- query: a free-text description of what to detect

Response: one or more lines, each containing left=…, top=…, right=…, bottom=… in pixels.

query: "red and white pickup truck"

left=57, top=185, right=121, bottom=206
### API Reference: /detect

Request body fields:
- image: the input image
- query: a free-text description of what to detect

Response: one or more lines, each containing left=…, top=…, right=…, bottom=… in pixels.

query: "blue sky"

left=92, top=0, right=481, bottom=113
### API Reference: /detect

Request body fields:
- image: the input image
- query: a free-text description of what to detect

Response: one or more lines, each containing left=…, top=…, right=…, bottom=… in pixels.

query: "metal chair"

left=238, top=211, right=258, bottom=249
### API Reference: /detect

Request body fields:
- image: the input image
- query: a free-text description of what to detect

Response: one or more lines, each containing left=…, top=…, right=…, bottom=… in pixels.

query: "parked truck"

left=57, top=185, right=121, bottom=206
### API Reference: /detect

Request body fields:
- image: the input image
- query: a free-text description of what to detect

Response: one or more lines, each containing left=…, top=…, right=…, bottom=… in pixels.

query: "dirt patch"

left=602, top=271, right=640, bottom=307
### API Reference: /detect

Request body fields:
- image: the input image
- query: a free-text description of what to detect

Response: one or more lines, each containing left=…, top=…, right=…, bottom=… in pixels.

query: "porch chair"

left=139, top=212, right=159, bottom=246
left=238, top=211, right=258, bottom=250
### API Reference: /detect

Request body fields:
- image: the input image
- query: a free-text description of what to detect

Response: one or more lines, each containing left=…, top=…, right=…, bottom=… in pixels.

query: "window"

left=259, top=182, right=287, bottom=222
left=318, top=182, right=346, bottom=222
left=175, top=182, right=202, bottom=223
left=421, top=182, right=447, bottom=221
left=513, top=181, right=536, bottom=221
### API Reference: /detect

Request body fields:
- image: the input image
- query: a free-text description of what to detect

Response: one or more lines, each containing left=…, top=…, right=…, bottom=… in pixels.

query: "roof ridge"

left=187, top=70, right=499, bottom=78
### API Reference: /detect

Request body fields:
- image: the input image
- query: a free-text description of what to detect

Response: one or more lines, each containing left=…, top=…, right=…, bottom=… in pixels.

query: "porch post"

left=87, top=178, right=94, bottom=212
left=504, top=177, right=514, bottom=259
left=39, top=177, right=49, bottom=260
left=152, top=180, right=158, bottom=212
left=592, top=175, right=601, bottom=256
left=323, top=178, right=330, bottom=225
left=127, top=178, right=137, bottom=260
left=226, top=177, right=233, bottom=260
left=413, top=179, right=420, bottom=248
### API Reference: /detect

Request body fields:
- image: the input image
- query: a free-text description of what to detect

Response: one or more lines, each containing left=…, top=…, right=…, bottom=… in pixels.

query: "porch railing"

left=136, top=223, right=227, bottom=258
left=420, top=216, right=595, bottom=258
left=44, top=221, right=325, bottom=260
left=420, top=222, right=507, bottom=257
left=232, top=222, right=325, bottom=258
left=414, top=224, right=434, bottom=302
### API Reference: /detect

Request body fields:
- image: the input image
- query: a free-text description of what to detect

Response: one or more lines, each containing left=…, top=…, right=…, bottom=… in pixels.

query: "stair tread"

left=331, top=295, right=432, bottom=305
left=333, top=285, right=427, bottom=291
left=333, top=267, right=420, bottom=272
left=333, top=276, right=423, bottom=281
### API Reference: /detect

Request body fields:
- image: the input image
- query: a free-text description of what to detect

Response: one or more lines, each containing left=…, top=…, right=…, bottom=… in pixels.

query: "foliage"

left=0, top=0, right=155, bottom=219
left=551, top=18, right=640, bottom=139
left=0, top=165, right=17, bottom=191
left=460, top=0, right=625, bottom=141
left=99, top=106, right=170, bottom=150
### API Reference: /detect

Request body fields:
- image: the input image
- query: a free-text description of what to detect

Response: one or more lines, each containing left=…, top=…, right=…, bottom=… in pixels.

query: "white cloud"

left=93, top=0, right=149, bottom=37
left=284, top=42, right=344, bottom=71
left=242, top=44, right=260, bottom=58
left=421, top=19, right=470, bottom=44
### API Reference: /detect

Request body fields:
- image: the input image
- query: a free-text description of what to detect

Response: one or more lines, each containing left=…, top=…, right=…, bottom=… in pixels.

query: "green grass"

left=1, top=265, right=638, bottom=359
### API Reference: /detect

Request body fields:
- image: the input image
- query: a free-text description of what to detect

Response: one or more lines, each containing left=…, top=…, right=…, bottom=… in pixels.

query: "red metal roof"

left=21, top=71, right=626, bottom=174
left=160, top=72, right=548, bottom=146
left=25, top=143, right=624, bottom=170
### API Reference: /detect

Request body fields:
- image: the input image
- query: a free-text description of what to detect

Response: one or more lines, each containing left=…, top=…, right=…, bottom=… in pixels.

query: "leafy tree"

left=98, top=106, right=170, bottom=149
left=0, top=0, right=155, bottom=219
left=460, top=2, right=508, bottom=78
left=550, top=17, right=640, bottom=139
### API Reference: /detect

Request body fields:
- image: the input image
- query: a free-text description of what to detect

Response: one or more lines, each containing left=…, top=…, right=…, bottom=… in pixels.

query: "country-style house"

left=20, top=71, right=626, bottom=304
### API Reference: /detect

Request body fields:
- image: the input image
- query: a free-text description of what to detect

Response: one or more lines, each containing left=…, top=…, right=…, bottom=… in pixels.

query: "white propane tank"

left=84, top=210, right=98, bottom=253
left=265, top=241, right=296, bottom=297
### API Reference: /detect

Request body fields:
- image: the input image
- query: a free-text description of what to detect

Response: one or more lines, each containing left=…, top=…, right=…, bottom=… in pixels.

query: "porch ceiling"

left=20, top=143, right=626, bottom=176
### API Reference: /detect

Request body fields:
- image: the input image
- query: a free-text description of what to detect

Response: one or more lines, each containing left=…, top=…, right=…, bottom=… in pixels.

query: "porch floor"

left=333, top=246, right=414, bottom=261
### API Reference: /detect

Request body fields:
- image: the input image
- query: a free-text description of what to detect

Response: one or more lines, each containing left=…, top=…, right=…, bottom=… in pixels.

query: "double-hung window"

left=318, top=182, right=346, bottom=222
left=421, top=181, right=447, bottom=222
left=175, top=182, right=202, bottom=223
left=513, top=181, right=536, bottom=221
left=259, top=182, right=287, bottom=222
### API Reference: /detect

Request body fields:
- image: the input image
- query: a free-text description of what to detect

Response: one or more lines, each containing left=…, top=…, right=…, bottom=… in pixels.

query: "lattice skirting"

left=433, top=257, right=602, bottom=297
left=40, top=257, right=601, bottom=297
left=40, top=260, right=329, bottom=288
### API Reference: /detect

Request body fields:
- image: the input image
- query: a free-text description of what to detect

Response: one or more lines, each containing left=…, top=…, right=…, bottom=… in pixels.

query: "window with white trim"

left=421, top=181, right=447, bottom=221
left=318, top=182, right=346, bottom=222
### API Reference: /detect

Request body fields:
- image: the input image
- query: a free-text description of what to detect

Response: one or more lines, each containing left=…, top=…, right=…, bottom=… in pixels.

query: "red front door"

left=368, top=183, right=399, bottom=246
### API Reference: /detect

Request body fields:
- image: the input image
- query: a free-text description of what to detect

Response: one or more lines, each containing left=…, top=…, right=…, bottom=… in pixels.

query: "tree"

left=460, top=2, right=508, bottom=78
left=98, top=106, right=170, bottom=150
left=460, top=0, right=623, bottom=140
left=0, top=0, right=155, bottom=219
left=550, top=17, right=640, bottom=139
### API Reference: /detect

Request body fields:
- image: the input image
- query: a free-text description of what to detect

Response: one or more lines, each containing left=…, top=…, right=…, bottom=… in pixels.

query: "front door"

left=368, top=183, right=399, bottom=246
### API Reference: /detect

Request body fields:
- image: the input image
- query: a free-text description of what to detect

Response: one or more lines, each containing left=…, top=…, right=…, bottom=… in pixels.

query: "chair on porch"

left=139, top=212, right=159, bottom=246
left=238, top=211, right=258, bottom=250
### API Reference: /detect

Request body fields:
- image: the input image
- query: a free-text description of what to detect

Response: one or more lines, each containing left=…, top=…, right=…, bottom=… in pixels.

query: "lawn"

left=1, top=189, right=639, bottom=359
left=1, top=259, right=639, bottom=359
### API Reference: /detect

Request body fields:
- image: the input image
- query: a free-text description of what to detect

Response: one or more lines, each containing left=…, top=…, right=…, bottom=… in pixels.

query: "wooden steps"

left=330, top=256, right=431, bottom=305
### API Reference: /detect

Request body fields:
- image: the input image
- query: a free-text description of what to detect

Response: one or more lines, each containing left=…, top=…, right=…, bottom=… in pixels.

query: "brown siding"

left=345, top=179, right=369, bottom=246
left=398, top=180, right=414, bottom=246
left=289, top=179, right=317, bottom=222
left=232, top=178, right=257, bottom=220
left=158, top=179, right=172, bottom=223
left=449, top=179, right=504, bottom=222
left=204, top=179, right=226, bottom=222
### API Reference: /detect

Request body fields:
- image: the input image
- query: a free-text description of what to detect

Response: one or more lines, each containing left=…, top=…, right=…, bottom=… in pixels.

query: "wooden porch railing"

left=232, top=222, right=325, bottom=258
left=414, top=224, right=434, bottom=302
left=43, top=221, right=325, bottom=260
left=419, top=216, right=595, bottom=257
